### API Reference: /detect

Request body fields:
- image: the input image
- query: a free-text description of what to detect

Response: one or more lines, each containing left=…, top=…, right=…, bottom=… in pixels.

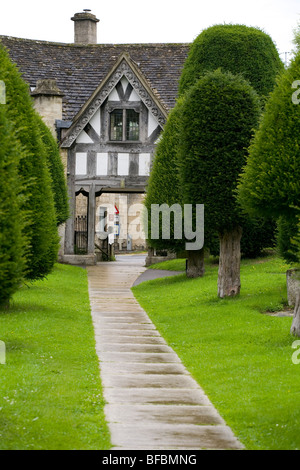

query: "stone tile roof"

left=0, top=36, right=189, bottom=121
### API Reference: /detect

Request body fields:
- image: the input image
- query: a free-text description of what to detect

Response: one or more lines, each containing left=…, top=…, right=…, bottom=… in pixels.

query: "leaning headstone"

left=287, top=269, right=300, bottom=307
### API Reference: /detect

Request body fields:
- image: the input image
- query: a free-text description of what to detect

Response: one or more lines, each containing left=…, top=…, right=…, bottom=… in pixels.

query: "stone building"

left=0, top=10, right=189, bottom=265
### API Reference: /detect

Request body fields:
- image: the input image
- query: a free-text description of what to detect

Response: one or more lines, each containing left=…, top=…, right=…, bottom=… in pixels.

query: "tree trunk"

left=186, top=248, right=205, bottom=278
left=290, top=292, right=300, bottom=337
left=218, top=226, right=242, bottom=298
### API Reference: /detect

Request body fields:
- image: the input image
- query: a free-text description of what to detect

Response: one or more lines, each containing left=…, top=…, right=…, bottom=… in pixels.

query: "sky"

left=0, top=0, right=299, bottom=63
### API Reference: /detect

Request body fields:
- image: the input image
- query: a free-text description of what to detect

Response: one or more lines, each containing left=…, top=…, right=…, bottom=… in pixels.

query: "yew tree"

left=179, top=69, right=261, bottom=297
left=37, top=117, right=69, bottom=226
left=179, top=24, right=284, bottom=99
left=0, top=105, right=25, bottom=307
left=144, top=100, right=184, bottom=256
left=178, top=24, right=282, bottom=274
left=0, top=44, right=59, bottom=280
left=237, top=48, right=300, bottom=333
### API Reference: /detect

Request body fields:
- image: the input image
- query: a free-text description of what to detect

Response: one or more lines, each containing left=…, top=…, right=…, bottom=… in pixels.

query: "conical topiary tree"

left=179, top=24, right=284, bottom=99
left=36, top=117, right=69, bottom=226
left=179, top=69, right=261, bottom=297
left=177, top=23, right=284, bottom=271
left=144, top=101, right=185, bottom=252
left=0, top=44, right=59, bottom=280
left=237, top=47, right=300, bottom=334
left=0, top=105, right=26, bottom=307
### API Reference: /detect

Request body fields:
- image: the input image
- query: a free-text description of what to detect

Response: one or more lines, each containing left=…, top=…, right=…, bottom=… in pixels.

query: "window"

left=110, top=109, right=139, bottom=141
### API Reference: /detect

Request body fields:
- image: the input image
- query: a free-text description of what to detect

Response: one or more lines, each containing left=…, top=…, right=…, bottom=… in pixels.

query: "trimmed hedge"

left=179, top=24, right=284, bottom=99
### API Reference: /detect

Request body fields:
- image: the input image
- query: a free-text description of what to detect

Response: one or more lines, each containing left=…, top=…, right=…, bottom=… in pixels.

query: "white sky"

left=0, top=0, right=299, bottom=61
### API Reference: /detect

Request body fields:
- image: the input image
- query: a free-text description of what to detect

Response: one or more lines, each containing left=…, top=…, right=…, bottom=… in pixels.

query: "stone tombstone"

left=286, top=268, right=300, bottom=307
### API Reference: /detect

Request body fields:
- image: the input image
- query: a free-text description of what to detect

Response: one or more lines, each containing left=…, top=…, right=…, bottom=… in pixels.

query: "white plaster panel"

left=75, top=153, right=87, bottom=175
left=97, top=153, right=108, bottom=176
left=128, top=88, right=140, bottom=102
left=90, top=109, right=101, bottom=134
left=121, top=76, right=129, bottom=93
left=139, top=153, right=151, bottom=176
left=108, top=87, right=120, bottom=101
left=76, top=130, right=93, bottom=144
left=148, top=112, right=159, bottom=137
left=118, top=153, right=129, bottom=176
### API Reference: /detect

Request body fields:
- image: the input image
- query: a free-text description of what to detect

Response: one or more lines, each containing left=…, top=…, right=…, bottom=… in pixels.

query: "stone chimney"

left=71, top=10, right=99, bottom=44
left=31, top=79, right=64, bottom=138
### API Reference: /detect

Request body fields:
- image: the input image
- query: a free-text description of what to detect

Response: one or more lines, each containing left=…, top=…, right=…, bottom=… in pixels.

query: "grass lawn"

left=0, top=263, right=111, bottom=450
left=132, top=255, right=300, bottom=450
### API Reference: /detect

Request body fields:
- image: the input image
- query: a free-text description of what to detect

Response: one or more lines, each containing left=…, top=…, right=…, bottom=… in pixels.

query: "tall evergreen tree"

left=237, top=47, right=300, bottom=334
left=180, top=70, right=261, bottom=297
left=179, top=24, right=284, bottom=98
left=177, top=24, right=283, bottom=269
left=144, top=101, right=185, bottom=253
left=0, top=44, right=59, bottom=280
left=0, top=105, right=25, bottom=306
left=36, top=117, right=69, bottom=226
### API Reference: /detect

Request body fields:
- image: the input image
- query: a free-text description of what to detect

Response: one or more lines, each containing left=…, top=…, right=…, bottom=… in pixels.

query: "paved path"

left=87, top=254, right=244, bottom=450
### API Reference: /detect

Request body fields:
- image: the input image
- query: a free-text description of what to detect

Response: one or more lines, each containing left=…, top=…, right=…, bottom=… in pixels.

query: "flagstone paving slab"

left=87, top=255, right=244, bottom=450
left=104, top=404, right=225, bottom=425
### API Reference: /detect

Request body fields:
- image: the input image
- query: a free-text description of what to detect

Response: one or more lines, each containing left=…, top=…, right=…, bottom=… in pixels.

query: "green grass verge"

left=148, top=258, right=187, bottom=271
left=132, top=256, right=300, bottom=450
left=0, top=263, right=111, bottom=450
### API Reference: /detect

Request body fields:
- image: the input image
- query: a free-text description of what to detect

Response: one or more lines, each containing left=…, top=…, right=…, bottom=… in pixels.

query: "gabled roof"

left=0, top=36, right=189, bottom=122
left=61, top=52, right=169, bottom=148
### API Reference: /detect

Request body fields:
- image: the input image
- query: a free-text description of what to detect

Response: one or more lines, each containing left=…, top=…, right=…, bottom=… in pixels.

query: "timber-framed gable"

left=0, top=10, right=189, bottom=264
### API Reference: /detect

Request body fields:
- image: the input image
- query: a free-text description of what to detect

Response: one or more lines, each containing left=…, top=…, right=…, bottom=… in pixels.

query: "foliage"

left=0, top=44, right=59, bottom=280
left=179, top=24, right=284, bottom=99
left=144, top=100, right=185, bottom=252
left=179, top=69, right=261, bottom=235
left=293, top=22, right=300, bottom=53
left=0, top=106, right=25, bottom=306
left=36, top=117, right=69, bottom=226
left=237, top=49, right=300, bottom=264
left=276, top=216, right=299, bottom=264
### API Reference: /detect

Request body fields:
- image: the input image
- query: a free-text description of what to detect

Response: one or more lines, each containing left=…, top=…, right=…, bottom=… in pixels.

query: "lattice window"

left=110, top=109, right=139, bottom=141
